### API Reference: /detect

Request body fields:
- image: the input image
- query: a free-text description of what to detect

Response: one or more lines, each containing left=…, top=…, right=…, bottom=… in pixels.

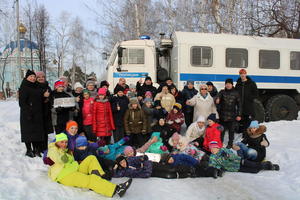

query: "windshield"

left=106, top=42, right=119, bottom=69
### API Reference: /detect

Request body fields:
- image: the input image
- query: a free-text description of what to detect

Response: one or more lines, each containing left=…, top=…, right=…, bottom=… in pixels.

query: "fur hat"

left=73, top=82, right=84, bottom=90
left=207, top=113, right=217, bottom=122
left=209, top=141, right=220, bottom=149
left=196, top=115, right=205, bottom=123
left=66, top=120, right=78, bottom=132
left=239, top=69, right=247, bottom=74
left=130, top=97, right=139, bottom=105
left=247, top=125, right=267, bottom=136
left=55, top=133, right=68, bottom=142
left=75, top=136, right=88, bottom=148
left=25, top=70, right=36, bottom=79
left=98, top=88, right=107, bottom=96
left=54, top=80, right=64, bottom=89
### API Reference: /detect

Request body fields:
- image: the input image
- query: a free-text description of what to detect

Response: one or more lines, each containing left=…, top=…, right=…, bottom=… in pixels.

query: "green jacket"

left=124, top=105, right=147, bottom=134
left=146, top=132, right=169, bottom=154
left=47, top=142, right=79, bottom=182
left=209, top=148, right=241, bottom=172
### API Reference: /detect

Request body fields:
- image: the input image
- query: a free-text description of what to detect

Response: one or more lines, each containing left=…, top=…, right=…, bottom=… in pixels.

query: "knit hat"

left=124, top=146, right=135, bottom=157
left=100, top=80, right=109, bottom=88
left=196, top=115, right=205, bottom=123
left=82, top=89, right=90, bottom=95
left=249, top=120, right=259, bottom=129
left=145, top=76, right=152, bottom=82
left=75, top=136, right=88, bottom=148
left=54, top=80, right=65, bottom=89
left=206, top=81, right=213, bottom=86
left=25, top=70, right=36, bottom=79
left=98, top=145, right=109, bottom=153
left=225, top=78, right=233, bottom=85
left=173, top=103, right=182, bottom=110
left=239, top=69, right=247, bottom=74
left=86, top=80, right=95, bottom=86
left=186, top=80, right=194, bottom=85
left=115, top=86, right=125, bottom=93
left=130, top=97, right=139, bottom=105
left=143, top=98, right=153, bottom=104
left=129, top=84, right=136, bottom=89
left=151, top=132, right=161, bottom=139
left=145, top=91, right=152, bottom=97
left=98, top=88, right=107, bottom=96
left=66, top=120, right=78, bottom=131
left=207, top=113, right=217, bottom=122
left=73, top=82, right=84, bottom=90
left=56, top=133, right=68, bottom=142
left=35, top=71, right=45, bottom=78
left=209, top=141, right=220, bottom=149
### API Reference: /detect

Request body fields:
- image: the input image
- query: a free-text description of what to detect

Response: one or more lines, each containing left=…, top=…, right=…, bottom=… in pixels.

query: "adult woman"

left=19, top=70, right=49, bottom=157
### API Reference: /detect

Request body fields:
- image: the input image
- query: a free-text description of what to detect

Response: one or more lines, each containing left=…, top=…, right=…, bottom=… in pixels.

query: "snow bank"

left=0, top=101, right=299, bottom=200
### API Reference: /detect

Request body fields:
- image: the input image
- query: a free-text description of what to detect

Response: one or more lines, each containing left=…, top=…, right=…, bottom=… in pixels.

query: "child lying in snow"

left=97, top=137, right=129, bottom=161
left=47, top=133, right=132, bottom=198
left=208, top=141, right=279, bottom=173
left=145, top=132, right=169, bottom=154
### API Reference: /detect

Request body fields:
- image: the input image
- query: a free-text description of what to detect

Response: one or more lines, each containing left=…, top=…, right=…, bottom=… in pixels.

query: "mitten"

left=61, top=153, right=69, bottom=163
left=43, top=157, right=55, bottom=166
left=123, top=136, right=130, bottom=142
left=160, top=145, right=168, bottom=151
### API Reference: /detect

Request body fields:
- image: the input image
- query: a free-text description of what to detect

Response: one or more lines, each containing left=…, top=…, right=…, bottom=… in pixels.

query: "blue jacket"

left=170, top=154, right=199, bottom=167
left=99, top=139, right=127, bottom=161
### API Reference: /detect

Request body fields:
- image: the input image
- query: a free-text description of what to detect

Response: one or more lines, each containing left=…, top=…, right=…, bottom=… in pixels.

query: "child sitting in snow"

left=166, top=103, right=185, bottom=133
left=208, top=141, right=279, bottom=173
left=203, top=114, right=223, bottom=152
left=145, top=132, right=169, bottom=154
left=97, top=137, right=129, bottom=161
left=47, top=133, right=132, bottom=198
left=232, top=120, right=269, bottom=162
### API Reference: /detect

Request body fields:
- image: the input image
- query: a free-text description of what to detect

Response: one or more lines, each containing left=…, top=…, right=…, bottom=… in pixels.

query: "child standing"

left=93, top=88, right=115, bottom=145
left=142, top=98, right=155, bottom=135
left=111, top=87, right=129, bottom=143
left=124, top=98, right=147, bottom=148
left=166, top=103, right=185, bottom=133
left=47, top=133, right=132, bottom=198
left=127, top=84, right=137, bottom=99
left=82, top=89, right=96, bottom=142
left=203, top=113, right=223, bottom=152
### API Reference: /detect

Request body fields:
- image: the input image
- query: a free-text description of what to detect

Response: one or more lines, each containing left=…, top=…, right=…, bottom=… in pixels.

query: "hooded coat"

left=124, top=99, right=147, bottom=134
left=82, top=97, right=94, bottom=125
left=185, top=121, right=206, bottom=143
left=154, top=92, right=176, bottom=113
left=181, top=85, right=198, bottom=114
left=166, top=110, right=184, bottom=133
left=203, top=123, right=223, bottom=151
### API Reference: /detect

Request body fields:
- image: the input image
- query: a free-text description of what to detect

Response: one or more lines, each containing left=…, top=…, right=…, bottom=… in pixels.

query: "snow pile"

left=0, top=101, right=299, bottom=200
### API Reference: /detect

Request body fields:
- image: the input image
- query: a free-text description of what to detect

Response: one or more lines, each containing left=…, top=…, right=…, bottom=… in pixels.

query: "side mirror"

left=102, top=52, right=108, bottom=60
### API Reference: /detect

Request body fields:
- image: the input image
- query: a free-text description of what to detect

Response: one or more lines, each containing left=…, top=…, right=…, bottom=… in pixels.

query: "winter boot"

left=261, top=161, right=273, bottom=170
left=217, top=169, right=225, bottom=177
left=213, top=168, right=218, bottom=179
left=25, top=150, right=35, bottom=158
left=114, top=178, right=132, bottom=197
left=272, top=164, right=280, bottom=171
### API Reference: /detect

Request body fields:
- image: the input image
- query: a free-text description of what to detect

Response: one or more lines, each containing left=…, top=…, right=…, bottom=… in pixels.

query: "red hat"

left=66, top=120, right=78, bottom=131
left=54, top=80, right=65, bottom=89
left=98, top=88, right=107, bottom=96
left=239, top=69, right=247, bottom=74
left=209, top=141, right=220, bottom=149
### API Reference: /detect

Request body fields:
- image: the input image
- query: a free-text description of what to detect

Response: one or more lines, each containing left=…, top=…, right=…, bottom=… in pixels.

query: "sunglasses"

left=200, top=88, right=208, bottom=90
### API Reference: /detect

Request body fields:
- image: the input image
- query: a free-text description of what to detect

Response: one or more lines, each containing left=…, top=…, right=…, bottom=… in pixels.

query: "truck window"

left=226, top=48, right=248, bottom=68
left=290, top=51, right=300, bottom=70
left=121, top=48, right=144, bottom=64
left=259, top=50, right=280, bottom=69
left=190, top=46, right=213, bottom=67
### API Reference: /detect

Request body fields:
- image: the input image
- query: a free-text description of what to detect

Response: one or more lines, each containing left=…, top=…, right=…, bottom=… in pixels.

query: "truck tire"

left=294, top=94, right=300, bottom=105
left=266, top=95, right=298, bottom=121
left=157, top=67, right=168, bottom=83
left=253, top=99, right=265, bottom=123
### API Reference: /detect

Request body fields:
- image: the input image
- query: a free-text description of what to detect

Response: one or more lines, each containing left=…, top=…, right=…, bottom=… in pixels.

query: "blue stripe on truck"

left=113, top=72, right=149, bottom=78
left=180, top=73, right=300, bottom=83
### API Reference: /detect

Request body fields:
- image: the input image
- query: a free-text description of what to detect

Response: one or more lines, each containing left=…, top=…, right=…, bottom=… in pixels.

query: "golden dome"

left=19, top=23, right=27, bottom=34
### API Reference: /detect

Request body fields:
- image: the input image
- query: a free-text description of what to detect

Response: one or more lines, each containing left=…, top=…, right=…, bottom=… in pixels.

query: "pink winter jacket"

left=82, top=97, right=94, bottom=125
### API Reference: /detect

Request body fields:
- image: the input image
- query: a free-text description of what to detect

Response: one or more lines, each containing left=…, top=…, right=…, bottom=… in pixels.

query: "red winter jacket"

left=166, top=110, right=184, bottom=133
left=203, top=123, right=223, bottom=151
left=92, top=99, right=115, bottom=137
left=82, top=97, right=94, bottom=125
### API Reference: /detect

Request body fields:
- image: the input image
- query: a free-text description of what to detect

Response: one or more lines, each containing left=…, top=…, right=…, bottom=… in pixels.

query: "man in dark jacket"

left=235, top=69, right=258, bottom=134
left=136, top=76, right=157, bottom=100
left=114, top=78, right=129, bottom=95
left=216, top=79, right=242, bottom=148
left=111, top=87, right=129, bottom=142
left=181, top=81, right=198, bottom=128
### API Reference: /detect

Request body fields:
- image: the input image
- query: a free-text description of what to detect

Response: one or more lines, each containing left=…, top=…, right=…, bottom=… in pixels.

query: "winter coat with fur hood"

left=185, top=121, right=206, bottom=143
left=124, top=100, right=147, bottom=134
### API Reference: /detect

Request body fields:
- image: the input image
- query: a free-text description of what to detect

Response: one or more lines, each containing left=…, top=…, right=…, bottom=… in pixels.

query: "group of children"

left=43, top=76, right=280, bottom=198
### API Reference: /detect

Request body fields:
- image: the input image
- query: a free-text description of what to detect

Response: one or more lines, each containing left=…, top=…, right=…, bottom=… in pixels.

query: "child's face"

left=77, top=146, right=87, bottom=150
left=145, top=94, right=151, bottom=99
left=75, top=87, right=83, bottom=93
left=250, top=127, right=258, bottom=134
left=117, top=91, right=124, bottom=97
left=145, top=101, right=152, bottom=108
left=132, top=103, right=138, bottom=109
left=130, top=88, right=136, bottom=92
left=98, top=94, right=105, bottom=100
left=171, top=88, right=176, bottom=94
left=167, top=157, right=174, bottom=164
left=207, top=120, right=215, bottom=126
left=56, top=140, right=68, bottom=149
left=83, top=93, right=90, bottom=99
left=210, top=147, right=220, bottom=154
left=127, top=151, right=134, bottom=157
left=56, top=86, right=64, bottom=92
left=159, top=119, right=165, bottom=126
left=120, top=159, right=127, bottom=168
left=173, top=108, right=178, bottom=114
left=87, top=84, right=95, bottom=91
left=162, top=86, right=169, bottom=94
left=68, top=126, right=78, bottom=136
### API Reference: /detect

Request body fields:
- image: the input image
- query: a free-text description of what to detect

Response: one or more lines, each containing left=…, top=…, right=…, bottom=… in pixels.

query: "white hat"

left=196, top=115, right=205, bottom=122
left=74, top=82, right=84, bottom=90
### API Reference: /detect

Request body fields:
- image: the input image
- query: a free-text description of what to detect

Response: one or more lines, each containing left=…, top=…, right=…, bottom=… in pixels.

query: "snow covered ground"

left=0, top=100, right=299, bottom=200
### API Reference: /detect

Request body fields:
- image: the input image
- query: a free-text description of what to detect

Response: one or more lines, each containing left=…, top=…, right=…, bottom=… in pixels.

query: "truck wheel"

left=157, top=67, right=168, bottom=83
left=266, top=95, right=298, bottom=121
left=253, top=99, right=265, bottom=123
left=294, top=94, right=300, bottom=105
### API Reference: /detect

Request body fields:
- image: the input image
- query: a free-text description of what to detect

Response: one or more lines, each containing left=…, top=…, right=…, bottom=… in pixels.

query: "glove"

left=123, top=136, right=130, bottom=142
left=175, top=119, right=181, bottom=123
left=167, top=120, right=174, bottom=125
left=61, top=153, right=69, bottom=163
left=160, top=145, right=168, bottom=152
left=189, top=149, right=196, bottom=155
left=97, top=140, right=106, bottom=147
left=43, top=157, right=55, bottom=166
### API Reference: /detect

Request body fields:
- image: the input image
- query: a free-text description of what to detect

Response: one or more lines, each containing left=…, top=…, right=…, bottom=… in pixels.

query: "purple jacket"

left=113, top=156, right=153, bottom=178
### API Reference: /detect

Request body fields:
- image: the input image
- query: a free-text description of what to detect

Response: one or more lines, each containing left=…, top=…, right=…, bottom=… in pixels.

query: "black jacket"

left=241, top=134, right=269, bottom=162
left=217, top=88, right=242, bottom=122
left=181, top=86, right=198, bottom=113
left=136, top=82, right=157, bottom=98
left=113, top=84, right=129, bottom=95
left=235, top=76, right=258, bottom=116
left=51, top=90, right=74, bottom=126
left=111, top=95, right=129, bottom=127
left=19, top=79, right=45, bottom=142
